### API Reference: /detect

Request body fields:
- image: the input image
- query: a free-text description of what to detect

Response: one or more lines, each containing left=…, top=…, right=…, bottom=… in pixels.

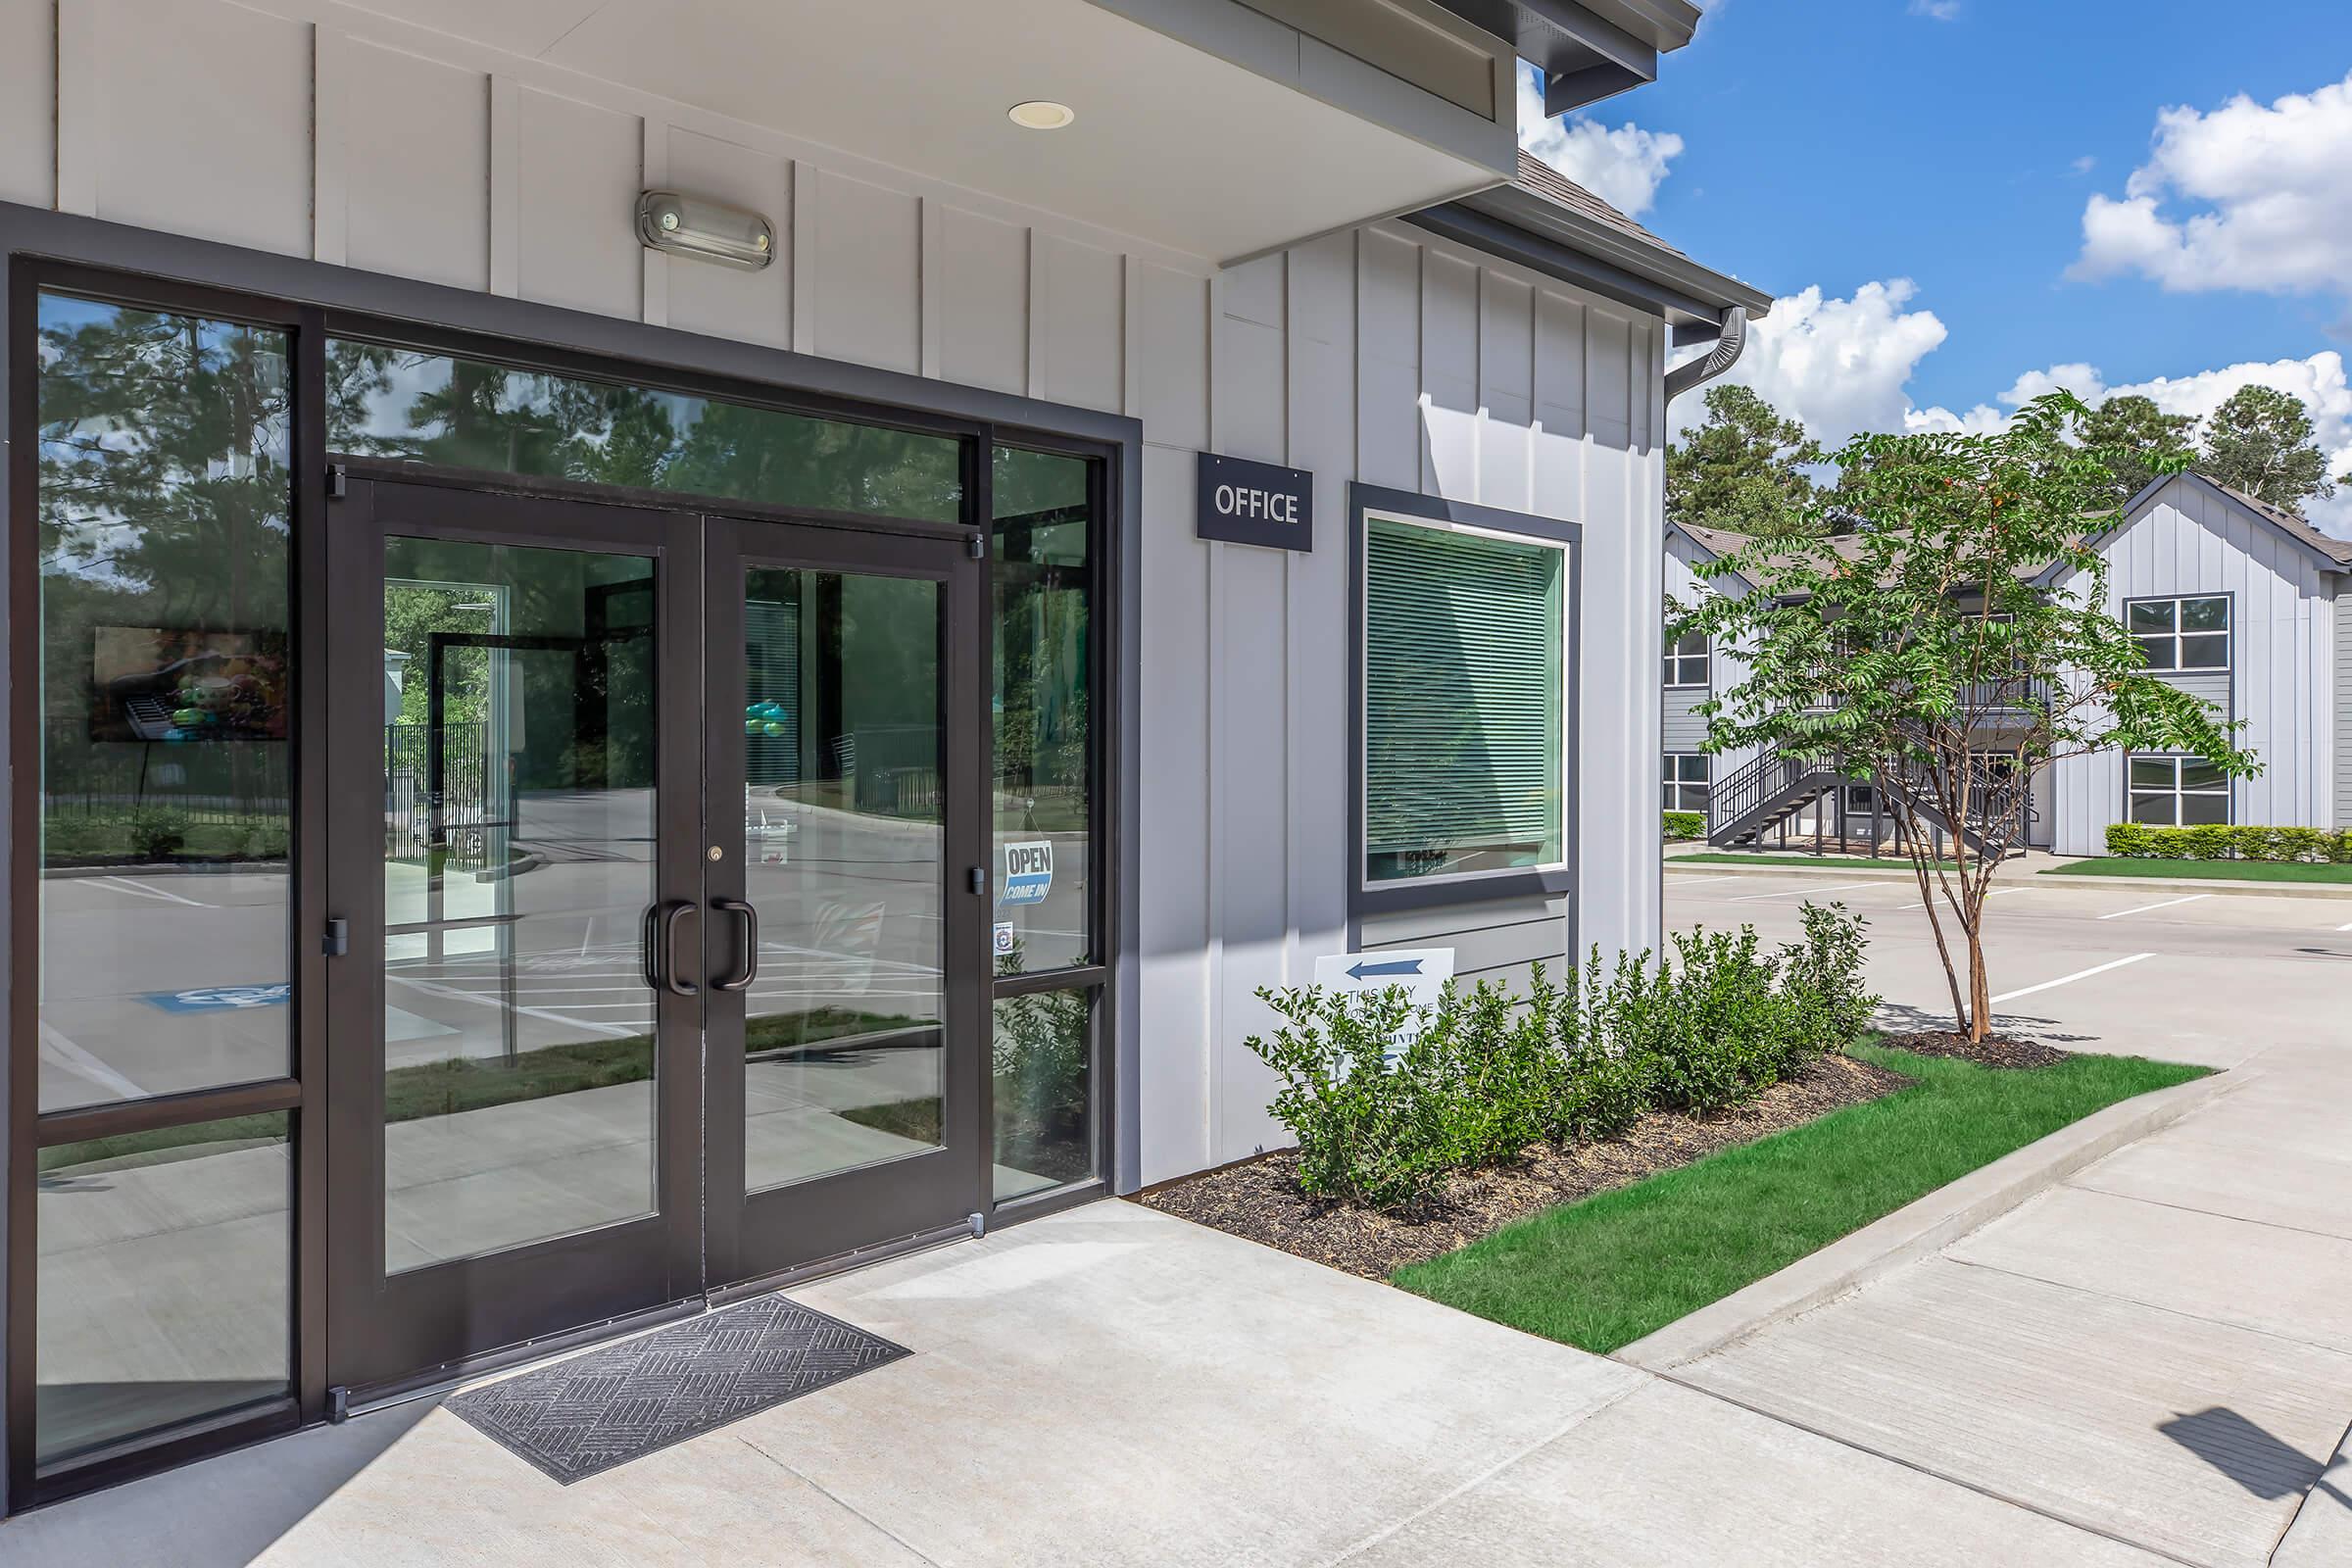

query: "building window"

left=1362, top=511, right=1567, bottom=887
left=2129, top=596, right=2230, bottom=671
left=1663, top=630, right=1710, bottom=688
left=989, top=448, right=1096, bottom=977
left=2129, top=756, right=2230, bottom=825
left=1662, top=754, right=1710, bottom=813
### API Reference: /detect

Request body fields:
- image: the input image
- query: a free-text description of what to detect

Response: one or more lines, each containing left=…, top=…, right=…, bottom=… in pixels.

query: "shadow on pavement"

left=2159, top=1406, right=2342, bottom=1506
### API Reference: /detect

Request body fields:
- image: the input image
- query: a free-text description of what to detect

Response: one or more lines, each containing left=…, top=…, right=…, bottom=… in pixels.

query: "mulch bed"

left=1880, top=1030, right=2071, bottom=1069
left=1134, top=1053, right=1911, bottom=1281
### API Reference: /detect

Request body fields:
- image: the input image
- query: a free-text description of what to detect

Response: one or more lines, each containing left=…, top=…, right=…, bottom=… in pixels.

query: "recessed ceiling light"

left=1007, top=100, right=1076, bottom=131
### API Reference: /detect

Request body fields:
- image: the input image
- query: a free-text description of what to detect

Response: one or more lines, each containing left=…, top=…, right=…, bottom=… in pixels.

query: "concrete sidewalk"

left=5, top=1200, right=2164, bottom=1568
left=1650, top=1039, right=2352, bottom=1568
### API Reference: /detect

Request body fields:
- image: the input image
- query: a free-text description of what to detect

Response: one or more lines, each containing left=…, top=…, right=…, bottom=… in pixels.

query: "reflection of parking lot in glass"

left=35, top=868, right=294, bottom=1108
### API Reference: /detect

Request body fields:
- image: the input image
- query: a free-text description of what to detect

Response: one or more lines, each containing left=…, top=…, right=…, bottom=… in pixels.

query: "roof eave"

left=2037, top=471, right=2352, bottom=586
left=1415, top=184, right=1771, bottom=326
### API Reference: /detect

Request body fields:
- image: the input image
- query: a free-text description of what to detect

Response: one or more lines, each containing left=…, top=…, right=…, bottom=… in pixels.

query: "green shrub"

left=2105, top=821, right=2349, bottom=863
left=1663, top=810, right=1706, bottom=842
left=125, top=807, right=191, bottom=860
left=1244, top=904, right=1877, bottom=1210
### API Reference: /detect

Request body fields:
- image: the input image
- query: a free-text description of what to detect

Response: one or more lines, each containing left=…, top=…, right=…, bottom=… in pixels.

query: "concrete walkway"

left=5, top=1200, right=2168, bottom=1568
left=1646, top=1040, right=2352, bottom=1568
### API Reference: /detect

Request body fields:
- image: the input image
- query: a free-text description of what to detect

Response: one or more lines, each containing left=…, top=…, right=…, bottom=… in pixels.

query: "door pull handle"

left=654, top=900, right=700, bottom=998
left=712, top=898, right=760, bottom=992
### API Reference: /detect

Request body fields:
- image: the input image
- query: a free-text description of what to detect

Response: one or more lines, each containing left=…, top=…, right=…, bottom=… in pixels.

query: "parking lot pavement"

left=1665, top=868, right=2352, bottom=1066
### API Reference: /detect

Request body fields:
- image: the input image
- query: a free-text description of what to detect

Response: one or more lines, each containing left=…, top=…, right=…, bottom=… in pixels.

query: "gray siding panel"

left=1662, top=689, right=1708, bottom=751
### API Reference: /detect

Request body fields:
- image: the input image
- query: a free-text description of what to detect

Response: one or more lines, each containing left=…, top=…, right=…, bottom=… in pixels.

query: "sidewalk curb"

left=1666, top=858, right=2352, bottom=901
left=1612, top=1067, right=2240, bottom=1373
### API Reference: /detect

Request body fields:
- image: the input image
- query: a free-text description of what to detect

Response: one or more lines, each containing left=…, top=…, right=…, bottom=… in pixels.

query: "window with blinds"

left=1363, top=516, right=1565, bottom=884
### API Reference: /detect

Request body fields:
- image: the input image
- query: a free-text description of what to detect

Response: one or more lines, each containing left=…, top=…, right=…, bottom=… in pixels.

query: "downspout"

left=1663, top=307, right=1748, bottom=402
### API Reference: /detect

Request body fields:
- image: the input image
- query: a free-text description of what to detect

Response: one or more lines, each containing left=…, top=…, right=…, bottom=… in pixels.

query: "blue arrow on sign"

left=1346, top=958, right=1424, bottom=982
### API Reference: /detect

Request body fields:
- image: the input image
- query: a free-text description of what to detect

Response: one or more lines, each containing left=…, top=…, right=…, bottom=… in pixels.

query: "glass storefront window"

left=34, top=295, right=295, bottom=1110
left=37, top=1114, right=292, bottom=1469
left=991, top=989, right=1094, bottom=1200
left=323, top=342, right=964, bottom=523
left=990, top=449, right=1094, bottom=975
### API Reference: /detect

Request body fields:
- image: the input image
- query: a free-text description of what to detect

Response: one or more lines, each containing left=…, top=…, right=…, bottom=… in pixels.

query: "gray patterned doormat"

left=446, top=1295, right=910, bottom=1483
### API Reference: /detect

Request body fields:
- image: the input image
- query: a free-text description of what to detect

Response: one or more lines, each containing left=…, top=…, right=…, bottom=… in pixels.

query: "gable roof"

left=2038, top=470, right=2352, bottom=587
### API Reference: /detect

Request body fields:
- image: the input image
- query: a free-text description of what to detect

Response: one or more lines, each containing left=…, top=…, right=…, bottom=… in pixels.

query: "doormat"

left=445, top=1294, right=910, bottom=1484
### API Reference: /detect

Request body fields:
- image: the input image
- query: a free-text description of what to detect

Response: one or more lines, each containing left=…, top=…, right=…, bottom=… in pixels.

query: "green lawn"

left=1392, top=1043, right=2208, bottom=1354
left=1672, top=852, right=1956, bottom=871
left=2043, top=858, right=2352, bottom=884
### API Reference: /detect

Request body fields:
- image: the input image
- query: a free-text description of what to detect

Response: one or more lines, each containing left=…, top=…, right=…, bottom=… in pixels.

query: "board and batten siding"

left=2049, top=475, right=2339, bottom=856
left=0, top=0, right=1666, bottom=1185
left=2337, top=575, right=2352, bottom=829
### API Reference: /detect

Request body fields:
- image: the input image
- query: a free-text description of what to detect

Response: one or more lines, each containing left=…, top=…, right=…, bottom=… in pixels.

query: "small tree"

left=1675, top=393, right=2257, bottom=1041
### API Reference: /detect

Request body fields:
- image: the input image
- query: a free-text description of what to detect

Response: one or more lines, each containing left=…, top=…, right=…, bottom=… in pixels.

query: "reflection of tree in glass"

left=324, top=346, right=960, bottom=520
left=35, top=300, right=291, bottom=842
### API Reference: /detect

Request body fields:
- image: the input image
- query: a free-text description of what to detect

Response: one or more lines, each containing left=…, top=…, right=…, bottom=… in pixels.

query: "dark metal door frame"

left=321, top=472, right=706, bottom=1402
left=701, top=514, right=989, bottom=1287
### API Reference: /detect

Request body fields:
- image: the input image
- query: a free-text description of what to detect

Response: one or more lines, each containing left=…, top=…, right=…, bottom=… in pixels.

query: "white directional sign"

left=1310, top=948, right=1455, bottom=1065
left=1311, top=947, right=1454, bottom=1004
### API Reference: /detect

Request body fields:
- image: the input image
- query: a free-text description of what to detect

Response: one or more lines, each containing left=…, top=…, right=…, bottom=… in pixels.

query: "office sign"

left=1197, top=453, right=1312, bottom=552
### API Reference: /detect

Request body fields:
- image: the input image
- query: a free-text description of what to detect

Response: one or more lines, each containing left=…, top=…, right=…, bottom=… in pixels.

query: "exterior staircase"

left=1706, top=744, right=2026, bottom=859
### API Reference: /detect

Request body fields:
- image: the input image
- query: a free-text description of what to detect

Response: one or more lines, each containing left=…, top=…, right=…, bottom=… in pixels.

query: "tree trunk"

left=1965, top=920, right=1991, bottom=1042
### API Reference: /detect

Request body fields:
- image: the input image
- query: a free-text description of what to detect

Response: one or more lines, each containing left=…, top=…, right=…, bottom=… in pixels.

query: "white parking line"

left=37, top=1021, right=148, bottom=1099
left=1989, top=953, right=2155, bottom=1004
left=2095, top=894, right=2212, bottom=921
left=1728, top=881, right=1877, bottom=903
left=93, top=875, right=214, bottom=907
left=1661, top=874, right=1744, bottom=888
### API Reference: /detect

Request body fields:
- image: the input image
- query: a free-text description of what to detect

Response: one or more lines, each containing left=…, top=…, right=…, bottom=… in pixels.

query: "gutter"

left=1663, top=306, right=1747, bottom=401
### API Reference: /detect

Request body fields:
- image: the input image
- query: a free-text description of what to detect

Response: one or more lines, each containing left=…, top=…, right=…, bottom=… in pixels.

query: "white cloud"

left=2069, top=155, right=2097, bottom=176
left=1691, top=278, right=1951, bottom=446
left=1671, top=278, right=2352, bottom=535
left=1514, top=62, right=1683, bottom=219
left=1909, top=0, right=1962, bottom=19
left=2071, top=71, right=2352, bottom=297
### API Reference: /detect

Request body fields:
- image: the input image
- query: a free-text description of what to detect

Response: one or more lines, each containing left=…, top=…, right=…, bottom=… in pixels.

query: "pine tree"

left=2081, top=394, right=2194, bottom=509
left=1666, top=384, right=1820, bottom=539
left=2197, top=385, right=2336, bottom=514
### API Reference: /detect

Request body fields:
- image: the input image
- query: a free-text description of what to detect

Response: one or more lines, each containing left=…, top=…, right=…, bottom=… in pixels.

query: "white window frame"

left=2127, top=594, right=2230, bottom=674
left=2126, top=754, right=2231, bottom=827
left=1662, top=753, right=1710, bottom=814
left=1663, top=629, right=1710, bottom=689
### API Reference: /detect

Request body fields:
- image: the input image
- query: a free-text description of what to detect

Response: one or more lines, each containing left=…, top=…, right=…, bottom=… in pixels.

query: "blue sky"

left=1519, top=0, right=2352, bottom=523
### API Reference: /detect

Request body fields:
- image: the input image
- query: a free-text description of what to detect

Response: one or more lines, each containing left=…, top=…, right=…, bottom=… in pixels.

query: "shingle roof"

left=1510, top=151, right=1690, bottom=261
left=2207, top=477, right=2352, bottom=565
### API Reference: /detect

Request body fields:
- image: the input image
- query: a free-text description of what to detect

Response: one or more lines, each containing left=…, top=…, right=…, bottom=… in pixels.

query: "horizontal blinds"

left=1364, top=519, right=1563, bottom=858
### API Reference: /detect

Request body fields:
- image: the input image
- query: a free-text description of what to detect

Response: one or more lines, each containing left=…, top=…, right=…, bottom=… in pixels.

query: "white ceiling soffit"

left=345, top=0, right=1514, bottom=266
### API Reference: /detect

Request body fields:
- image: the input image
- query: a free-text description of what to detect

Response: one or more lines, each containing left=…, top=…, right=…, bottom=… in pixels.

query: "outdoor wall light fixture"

left=635, top=190, right=775, bottom=270
left=1007, top=100, right=1076, bottom=130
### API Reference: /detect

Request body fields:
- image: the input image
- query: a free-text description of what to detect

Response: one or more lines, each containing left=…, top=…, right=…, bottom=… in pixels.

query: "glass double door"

left=323, top=475, right=982, bottom=1398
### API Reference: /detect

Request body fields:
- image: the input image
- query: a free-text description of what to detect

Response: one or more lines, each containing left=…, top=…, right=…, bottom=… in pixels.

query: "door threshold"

left=334, top=1296, right=706, bottom=1420
left=704, top=1217, right=978, bottom=1307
